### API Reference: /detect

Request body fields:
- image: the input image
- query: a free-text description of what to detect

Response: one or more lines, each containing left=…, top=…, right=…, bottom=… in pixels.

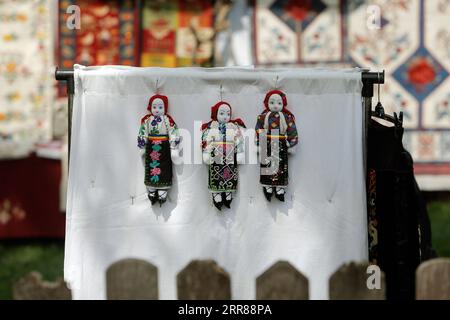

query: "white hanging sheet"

left=65, top=65, right=367, bottom=299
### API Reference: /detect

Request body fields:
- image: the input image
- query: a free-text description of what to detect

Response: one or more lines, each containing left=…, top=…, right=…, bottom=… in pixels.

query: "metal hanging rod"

left=55, top=67, right=75, bottom=163
left=55, top=67, right=385, bottom=97
left=361, top=70, right=385, bottom=98
left=55, top=67, right=75, bottom=94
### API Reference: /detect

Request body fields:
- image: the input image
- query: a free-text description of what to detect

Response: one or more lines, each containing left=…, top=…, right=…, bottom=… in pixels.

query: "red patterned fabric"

left=0, top=155, right=65, bottom=238
left=58, top=0, right=139, bottom=96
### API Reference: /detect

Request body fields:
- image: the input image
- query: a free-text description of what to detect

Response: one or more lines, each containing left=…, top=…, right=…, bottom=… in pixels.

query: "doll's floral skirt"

left=144, top=135, right=173, bottom=188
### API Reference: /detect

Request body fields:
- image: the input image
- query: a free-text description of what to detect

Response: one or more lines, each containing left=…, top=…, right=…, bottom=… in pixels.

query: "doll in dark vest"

left=255, top=90, right=298, bottom=201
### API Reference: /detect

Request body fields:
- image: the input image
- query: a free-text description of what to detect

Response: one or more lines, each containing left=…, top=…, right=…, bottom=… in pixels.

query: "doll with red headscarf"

left=138, top=94, right=180, bottom=205
left=201, top=101, right=246, bottom=210
left=255, top=90, right=298, bottom=202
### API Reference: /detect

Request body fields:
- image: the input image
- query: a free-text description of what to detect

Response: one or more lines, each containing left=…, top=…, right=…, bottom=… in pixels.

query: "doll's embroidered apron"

left=139, top=115, right=175, bottom=189
left=144, top=134, right=173, bottom=188
left=204, top=122, right=239, bottom=192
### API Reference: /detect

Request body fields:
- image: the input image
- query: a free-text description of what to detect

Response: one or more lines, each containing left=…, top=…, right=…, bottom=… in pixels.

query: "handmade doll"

left=255, top=90, right=298, bottom=202
left=138, top=94, right=180, bottom=205
left=201, top=102, right=246, bottom=210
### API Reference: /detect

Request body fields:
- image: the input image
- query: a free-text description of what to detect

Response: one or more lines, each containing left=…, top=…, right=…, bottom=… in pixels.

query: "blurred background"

left=0, top=0, right=449, bottom=299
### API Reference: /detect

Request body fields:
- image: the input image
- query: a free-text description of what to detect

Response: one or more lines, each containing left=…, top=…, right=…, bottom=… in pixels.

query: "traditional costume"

left=138, top=94, right=180, bottom=205
left=255, top=90, right=298, bottom=201
left=202, top=101, right=245, bottom=210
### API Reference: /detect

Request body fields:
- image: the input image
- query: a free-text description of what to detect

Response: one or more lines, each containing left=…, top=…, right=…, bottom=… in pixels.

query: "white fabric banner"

left=65, top=65, right=367, bottom=299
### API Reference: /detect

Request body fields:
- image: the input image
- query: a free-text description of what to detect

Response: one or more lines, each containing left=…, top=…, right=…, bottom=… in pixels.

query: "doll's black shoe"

left=148, top=191, right=158, bottom=205
left=158, top=191, right=167, bottom=206
left=263, top=187, right=272, bottom=202
left=213, top=200, right=222, bottom=211
left=222, top=192, right=232, bottom=209
left=212, top=194, right=223, bottom=211
left=275, top=193, right=285, bottom=202
left=275, top=188, right=285, bottom=202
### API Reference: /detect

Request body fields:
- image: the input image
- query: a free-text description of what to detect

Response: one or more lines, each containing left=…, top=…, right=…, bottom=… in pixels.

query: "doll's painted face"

left=268, top=94, right=284, bottom=112
left=217, top=104, right=231, bottom=124
left=151, top=98, right=165, bottom=116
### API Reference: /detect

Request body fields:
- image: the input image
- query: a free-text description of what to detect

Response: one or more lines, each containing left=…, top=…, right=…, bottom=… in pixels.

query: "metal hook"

left=374, top=72, right=385, bottom=117
left=275, top=75, right=279, bottom=89
left=220, top=84, right=223, bottom=101
left=156, top=78, right=159, bottom=94
left=377, top=72, right=381, bottom=104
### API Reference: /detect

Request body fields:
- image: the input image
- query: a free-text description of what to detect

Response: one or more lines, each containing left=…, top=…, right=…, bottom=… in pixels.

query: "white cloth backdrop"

left=65, top=65, right=367, bottom=299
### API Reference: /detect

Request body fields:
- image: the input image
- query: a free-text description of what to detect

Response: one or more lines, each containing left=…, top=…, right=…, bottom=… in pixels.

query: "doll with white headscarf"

left=255, top=90, right=298, bottom=202
left=138, top=94, right=180, bottom=205
left=202, top=101, right=246, bottom=210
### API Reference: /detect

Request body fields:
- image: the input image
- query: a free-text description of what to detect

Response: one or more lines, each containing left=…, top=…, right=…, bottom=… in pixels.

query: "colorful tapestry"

left=58, top=0, right=138, bottom=96
left=140, top=0, right=214, bottom=67
left=59, top=0, right=137, bottom=67
left=253, top=0, right=450, bottom=189
left=0, top=0, right=54, bottom=159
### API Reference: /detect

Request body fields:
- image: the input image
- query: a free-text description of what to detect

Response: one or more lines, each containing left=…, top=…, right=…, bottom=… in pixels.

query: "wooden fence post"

left=416, top=258, right=450, bottom=300
left=13, top=272, right=71, bottom=300
left=256, top=261, right=308, bottom=300
left=329, top=262, right=385, bottom=300
left=177, top=260, right=231, bottom=299
left=106, top=258, right=158, bottom=300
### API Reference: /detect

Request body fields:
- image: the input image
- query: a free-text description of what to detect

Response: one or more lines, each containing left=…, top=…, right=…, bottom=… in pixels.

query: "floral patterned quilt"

left=0, top=0, right=54, bottom=159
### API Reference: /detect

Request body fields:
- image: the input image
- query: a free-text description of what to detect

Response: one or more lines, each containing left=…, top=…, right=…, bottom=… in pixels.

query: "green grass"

left=0, top=240, right=64, bottom=300
left=0, top=200, right=448, bottom=300
left=428, top=201, right=450, bottom=258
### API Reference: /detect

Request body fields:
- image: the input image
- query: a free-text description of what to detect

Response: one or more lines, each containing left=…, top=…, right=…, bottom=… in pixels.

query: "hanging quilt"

left=0, top=0, right=54, bottom=159
left=253, top=0, right=450, bottom=190
left=140, top=0, right=214, bottom=67
left=253, top=0, right=344, bottom=65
